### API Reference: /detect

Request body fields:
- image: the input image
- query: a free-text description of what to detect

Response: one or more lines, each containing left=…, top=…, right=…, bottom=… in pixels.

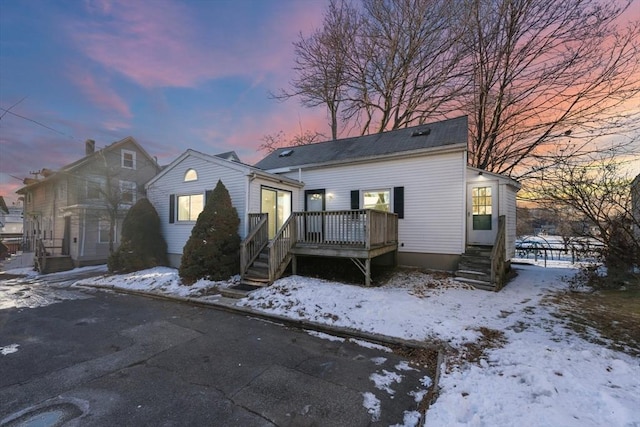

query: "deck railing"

left=240, top=213, right=269, bottom=276
left=242, top=209, right=398, bottom=284
left=490, top=215, right=507, bottom=290
left=292, top=209, right=397, bottom=248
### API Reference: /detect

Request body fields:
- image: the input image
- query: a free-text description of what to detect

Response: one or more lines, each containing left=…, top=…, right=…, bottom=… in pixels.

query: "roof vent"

left=411, top=128, right=430, bottom=137
left=279, top=149, right=294, bottom=157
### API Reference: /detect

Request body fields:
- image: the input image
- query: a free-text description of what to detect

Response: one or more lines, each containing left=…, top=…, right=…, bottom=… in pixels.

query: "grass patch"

left=549, top=285, right=640, bottom=357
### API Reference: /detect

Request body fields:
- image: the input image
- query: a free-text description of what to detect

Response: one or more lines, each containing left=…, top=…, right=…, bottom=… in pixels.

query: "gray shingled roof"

left=254, top=116, right=468, bottom=170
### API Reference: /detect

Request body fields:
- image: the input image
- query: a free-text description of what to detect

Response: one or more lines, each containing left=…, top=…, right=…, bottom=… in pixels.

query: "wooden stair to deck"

left=455, top=245, right=496, bottom=291
left=223, top=247, right=271, bottom=299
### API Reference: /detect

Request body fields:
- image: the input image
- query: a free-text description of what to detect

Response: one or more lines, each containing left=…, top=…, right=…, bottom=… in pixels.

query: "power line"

left=0, top=106, right=78, bottom=141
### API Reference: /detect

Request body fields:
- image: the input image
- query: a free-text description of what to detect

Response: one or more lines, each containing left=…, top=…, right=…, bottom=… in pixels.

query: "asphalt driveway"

left=0, top=282, right=435, bottom=426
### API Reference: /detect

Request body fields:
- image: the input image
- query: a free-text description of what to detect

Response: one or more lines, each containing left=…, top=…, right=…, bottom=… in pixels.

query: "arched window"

left=184, top=169, right=198, bottom=182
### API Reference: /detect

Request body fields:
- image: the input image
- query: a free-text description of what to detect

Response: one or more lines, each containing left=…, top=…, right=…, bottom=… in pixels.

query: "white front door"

left=467, top=181, right=498, bottom=245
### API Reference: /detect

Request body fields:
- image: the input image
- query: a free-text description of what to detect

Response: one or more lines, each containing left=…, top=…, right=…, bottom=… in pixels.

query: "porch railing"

left=490, top=215, right=507, bottom=290
left=240, top=213, right=268, bottom=276
left=292, top=209, right=397, bottom=248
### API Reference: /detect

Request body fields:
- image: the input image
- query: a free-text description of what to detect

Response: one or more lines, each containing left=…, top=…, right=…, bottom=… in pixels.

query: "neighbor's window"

left=184, top=169, right=198, bottom=182
left=98, top=220, right=112, bottom=243
left=177, top=194, right=204, bottom=221
left=120, top=180, right=137, bottom=204
left=57, top=183, right=66, bottom=200
left=87, top=177, right=105, bottom=199
left=363, top=189, right=391, bottom=212
left=121, top=149, right=136, bottom=169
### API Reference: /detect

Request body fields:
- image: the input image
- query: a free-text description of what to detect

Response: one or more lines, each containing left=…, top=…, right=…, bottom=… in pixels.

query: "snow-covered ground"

left=3, top=262, right=639, bottom=426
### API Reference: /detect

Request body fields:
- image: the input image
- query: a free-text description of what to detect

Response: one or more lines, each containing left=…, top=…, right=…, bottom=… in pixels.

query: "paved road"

left=0, top=279, right=434, bottom=426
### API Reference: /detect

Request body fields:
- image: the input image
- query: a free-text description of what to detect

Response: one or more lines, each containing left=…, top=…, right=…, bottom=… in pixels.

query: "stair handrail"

left=240, top=213, right=269, bottom=276
left=267, top=213, right=297, bottom=282
left=490, top=215, right=507, bottom=289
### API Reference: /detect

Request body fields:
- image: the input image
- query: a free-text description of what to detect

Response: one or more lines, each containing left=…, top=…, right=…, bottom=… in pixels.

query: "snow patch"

left=370, top=369, right=403, bottom=395
left=1, top=344, right=19, bottom=355
left=362, top=392, right=381, bottom=422
left=306, top=330, right=345, bottom=342
left=390, top=410, right=422, bottom=427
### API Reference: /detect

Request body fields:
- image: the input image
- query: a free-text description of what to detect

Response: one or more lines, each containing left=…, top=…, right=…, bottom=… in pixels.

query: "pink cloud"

left=71, top=69, right=132, bottom=122
left=69, top=0, right=327, bottom=89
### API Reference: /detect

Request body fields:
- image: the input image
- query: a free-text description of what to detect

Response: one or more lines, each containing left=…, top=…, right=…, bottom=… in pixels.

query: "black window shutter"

left=350, top=190, right=359, bottom=210
left=393, top=186, right=404, bottom=219
left=205, top=190, right=213, bottom=205
left=169, top=194, right=175, bottom=223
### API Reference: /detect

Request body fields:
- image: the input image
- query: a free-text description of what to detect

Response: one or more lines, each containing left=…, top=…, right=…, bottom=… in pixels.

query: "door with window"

left=261, top=187, right=292, bottom=239
left=305, top=189, right=325, bottom=241
left=467, top=181, right=498, bottom=245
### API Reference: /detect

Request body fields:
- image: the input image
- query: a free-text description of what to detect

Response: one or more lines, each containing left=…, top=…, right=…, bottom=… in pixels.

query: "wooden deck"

left=241, top=210, right=398, bottom=286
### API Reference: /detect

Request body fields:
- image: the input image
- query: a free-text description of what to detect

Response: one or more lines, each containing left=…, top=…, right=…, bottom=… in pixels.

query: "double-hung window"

left=120, top=181, right=137, bottom=204
left=121, top=149, right=136, bottom=169
left=98, top=220, right=112, bottom=243
left=87, top=177, right=105, bottom=199
left=177, top=194, right=204, bottom=221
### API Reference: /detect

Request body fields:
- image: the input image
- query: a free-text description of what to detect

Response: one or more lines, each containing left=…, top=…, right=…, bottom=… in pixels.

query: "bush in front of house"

left=179, top=180, right=241, bottom=284
left=108, top=198, right=168, bottom=273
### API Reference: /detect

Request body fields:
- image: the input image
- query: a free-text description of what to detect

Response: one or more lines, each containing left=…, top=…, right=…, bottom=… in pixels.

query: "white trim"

left=145, top=149, right=304, bottom=189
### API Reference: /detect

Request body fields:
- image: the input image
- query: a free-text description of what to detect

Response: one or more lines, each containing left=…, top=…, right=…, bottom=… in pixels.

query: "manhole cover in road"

left=1, top=402, right=83, bottom=427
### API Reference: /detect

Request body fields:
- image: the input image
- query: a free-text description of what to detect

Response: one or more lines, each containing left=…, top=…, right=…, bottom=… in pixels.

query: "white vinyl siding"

left=146, top=154, right=248, bottom=258
left=280, top=151, right=467, bottom=255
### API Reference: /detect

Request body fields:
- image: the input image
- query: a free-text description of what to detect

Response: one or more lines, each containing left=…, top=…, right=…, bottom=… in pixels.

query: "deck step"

left=240, top=277, right=270, bottom=286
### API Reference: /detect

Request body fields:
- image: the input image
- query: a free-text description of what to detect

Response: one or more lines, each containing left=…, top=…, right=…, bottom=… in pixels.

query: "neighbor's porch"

left=241, top=209, right=398, bottom=286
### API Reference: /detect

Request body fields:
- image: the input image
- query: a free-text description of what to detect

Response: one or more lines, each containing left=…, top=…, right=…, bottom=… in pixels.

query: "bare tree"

left=259, top=129, right=326, bottom=153
left=279, top=0, right=640, bottom=179
left=276, top=0, right=465, bottom=138
left=459, top=0, right=640, bottom=177
left=526, top=146, right=640, bottom=273
left=343, top=0, right=466, bottom=134
left=273, top=0, right=358, bottom=140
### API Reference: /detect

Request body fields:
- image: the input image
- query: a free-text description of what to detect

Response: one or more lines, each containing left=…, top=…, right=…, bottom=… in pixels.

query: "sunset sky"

left=2, top=1, right=639, bottom=208
left=0, top=0, right=330, bottom=205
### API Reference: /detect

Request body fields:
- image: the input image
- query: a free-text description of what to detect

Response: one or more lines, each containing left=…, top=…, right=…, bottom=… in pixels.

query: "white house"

left=255, top=116, right=519, bottom=272
left=145, top=149, right=303, bottom=268
left=148, top=116, right=520, bottom=290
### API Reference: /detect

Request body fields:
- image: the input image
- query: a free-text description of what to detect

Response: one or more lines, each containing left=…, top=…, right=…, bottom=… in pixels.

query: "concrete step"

left=454, top=277, right=496, bottom=291
left=465, top=245, right=493, bottom=257
left=460, top=255, right=491, bottom=264
left=456, top=269, right=491, bottom=282
left=458, top=263, right=491, bottom=275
